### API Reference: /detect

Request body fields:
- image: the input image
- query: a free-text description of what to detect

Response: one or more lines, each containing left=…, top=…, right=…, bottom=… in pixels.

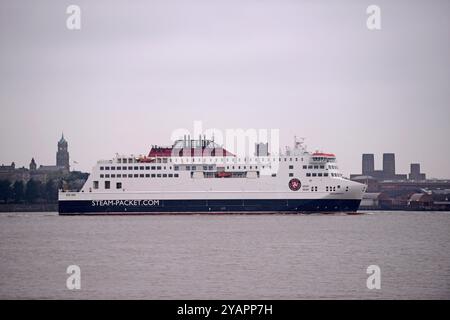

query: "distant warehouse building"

left=408, top=193, right=433, bottom=210
left=359, top=192, right=392, bottom=210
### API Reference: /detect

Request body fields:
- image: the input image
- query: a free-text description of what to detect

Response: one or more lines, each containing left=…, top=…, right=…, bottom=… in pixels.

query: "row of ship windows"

left=93, top=181, right=121, bottom=190
left=326, top=185, right=349, bottom=191
left=325, top=185, right=349, bottom=192
left=305, top=172, right=342, bottom=177
left=115, top=157, right=309, bottom=164
left=289, top=172, right=329, bottom=177
left=310, top=185, right=349, bottom=192
left=309, top=185, right=346, bottom=192
left=101, top=165, right=268, bottom=171
left=100, top=165, right=224, bottom=172
left=100, top=164, right=337, bottom=171
left=183, top=165, right=215, bottom=171
left=99, top=173, right=180, bottom=179
left=100, top=166, right=169, bottom=171
left=302, top=165, right=324, bottom=169
left=223, top=165, right=265, bottom=170
left=301, top=165, right=338, bottom=170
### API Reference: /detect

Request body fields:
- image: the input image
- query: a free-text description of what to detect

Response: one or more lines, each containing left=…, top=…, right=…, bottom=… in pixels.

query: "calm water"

left=0, top=211, right=449, bottom=299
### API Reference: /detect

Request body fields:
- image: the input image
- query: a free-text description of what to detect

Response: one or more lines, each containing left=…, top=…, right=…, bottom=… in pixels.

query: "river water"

left=0, top=211, right=449, bottom=299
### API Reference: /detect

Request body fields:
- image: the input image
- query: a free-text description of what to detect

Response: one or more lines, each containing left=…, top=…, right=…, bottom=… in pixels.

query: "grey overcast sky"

left=1, top=0, right=449, bottom=177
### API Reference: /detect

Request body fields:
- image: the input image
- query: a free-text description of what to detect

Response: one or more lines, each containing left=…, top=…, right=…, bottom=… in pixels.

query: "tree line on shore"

left=0, top=179, right=59, bottom=204
left=0, top=172, right=88, bottom=204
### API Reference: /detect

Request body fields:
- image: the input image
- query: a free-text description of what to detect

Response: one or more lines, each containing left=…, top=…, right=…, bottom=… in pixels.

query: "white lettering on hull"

left=91, top=200, right=160, bottom=207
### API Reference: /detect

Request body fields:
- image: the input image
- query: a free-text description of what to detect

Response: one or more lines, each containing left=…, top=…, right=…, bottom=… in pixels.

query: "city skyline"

left=1, top=0, right=449, bottom=178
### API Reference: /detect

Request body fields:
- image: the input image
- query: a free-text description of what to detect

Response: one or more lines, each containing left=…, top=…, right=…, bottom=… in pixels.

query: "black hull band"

left=58, top=199, right=361, bottom=215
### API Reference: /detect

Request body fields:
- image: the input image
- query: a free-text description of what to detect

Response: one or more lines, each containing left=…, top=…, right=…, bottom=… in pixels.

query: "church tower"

left=56, top=133, right=70, bottom=171
left=29, top=158, right=37, bottom=171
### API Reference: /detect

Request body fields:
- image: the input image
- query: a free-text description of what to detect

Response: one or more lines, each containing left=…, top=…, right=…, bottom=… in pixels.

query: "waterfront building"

left=0, top=134, right=70, bottom=183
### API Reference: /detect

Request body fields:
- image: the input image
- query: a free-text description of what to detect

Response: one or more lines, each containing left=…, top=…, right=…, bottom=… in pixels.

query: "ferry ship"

left=58, top=137, right=366, bottom=215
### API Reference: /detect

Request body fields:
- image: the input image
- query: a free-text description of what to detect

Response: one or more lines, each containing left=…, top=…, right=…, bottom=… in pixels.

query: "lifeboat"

left=137, top=156, right=155, bottom=163
left=216, top=171, right=232, bottom=178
